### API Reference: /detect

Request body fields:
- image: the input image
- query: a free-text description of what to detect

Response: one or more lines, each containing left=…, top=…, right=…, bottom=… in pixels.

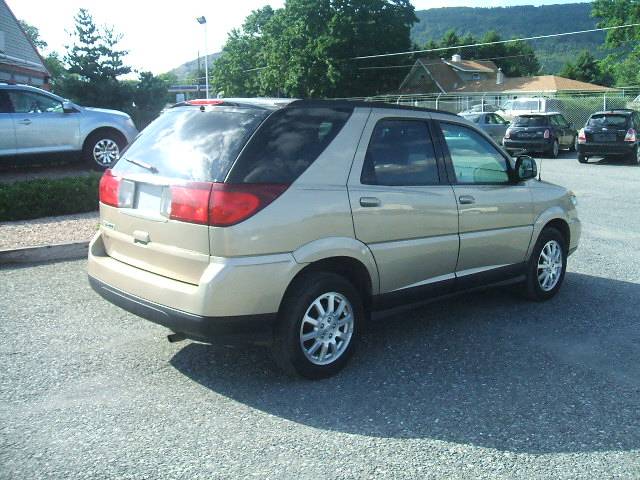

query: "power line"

left=357, top=53, right=536, bottom=71
left=352, top=23, right=640, bottom=60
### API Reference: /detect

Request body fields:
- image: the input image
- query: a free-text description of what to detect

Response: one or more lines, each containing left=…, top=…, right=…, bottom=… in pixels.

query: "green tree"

left=18, top=20, right=47, bottom=50
left=592, top=0, right=640, bottom=85
left=212, top=0, right=417, bottom=98
left=132, top=72, right=172, bottom=127
left=559, top=50, right=612, bottom=86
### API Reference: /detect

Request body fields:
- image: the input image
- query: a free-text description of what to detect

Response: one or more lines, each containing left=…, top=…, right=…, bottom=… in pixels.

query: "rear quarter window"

left=226, top=106, right=353, bottom=184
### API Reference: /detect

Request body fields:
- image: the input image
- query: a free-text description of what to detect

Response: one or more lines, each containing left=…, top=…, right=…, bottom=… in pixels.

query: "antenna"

left=537, top=157, right=542, bottom=181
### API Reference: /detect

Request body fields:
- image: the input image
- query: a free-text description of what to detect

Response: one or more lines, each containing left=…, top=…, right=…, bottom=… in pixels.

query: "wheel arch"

left=82, top=126, right=127, bottom=152
left=527, top=208, right=571, bottom=259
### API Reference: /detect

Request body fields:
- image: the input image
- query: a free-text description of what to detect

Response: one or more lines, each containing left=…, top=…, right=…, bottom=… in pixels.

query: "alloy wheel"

left=93, top=139, right=120, bottom=166
left=537, top=240, right=563, bottom=291
left=299, top=292, right=354, bottom=366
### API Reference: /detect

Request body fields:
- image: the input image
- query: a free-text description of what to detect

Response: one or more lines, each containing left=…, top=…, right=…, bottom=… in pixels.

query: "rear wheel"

left=523, top=227, right=567, bottom=301
left=547, top=139, right=560, bottom=158
left=569, top=135, right=577, bottom=152
left=83, top=130, right=126, bottom=170
left=271, top=272, right=363, bottom=379
left=628, top=145, right=640, bottom=165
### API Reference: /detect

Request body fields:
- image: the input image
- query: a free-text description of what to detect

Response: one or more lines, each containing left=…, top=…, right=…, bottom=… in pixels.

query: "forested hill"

left=411, top=3, right=604, bottom=73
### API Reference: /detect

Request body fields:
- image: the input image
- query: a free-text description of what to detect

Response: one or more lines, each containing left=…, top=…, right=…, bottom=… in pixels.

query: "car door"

left=348, top=112, right=459, bottom=302
left=0, top=89, right=16, bottom=156
left=556, top=114, right=573, bottom=148
left=9, top=90, right=79, bottom=154
left=435, top=119, right=535, bottom=288
left=490, top=113, right=509, bottom=143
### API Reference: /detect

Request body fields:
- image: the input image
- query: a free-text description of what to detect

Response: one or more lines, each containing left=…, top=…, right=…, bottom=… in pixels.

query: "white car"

left=497, top=97, right=566, bottom=122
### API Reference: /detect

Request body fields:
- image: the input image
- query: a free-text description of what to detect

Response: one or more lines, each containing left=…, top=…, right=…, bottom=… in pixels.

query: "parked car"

left=577, top=109, right=640, bottom=165
left=458, top=104, right=500, bottom=115
left=0, top=83, right=138, bottom=169
left=88, top=99, right=580, bottom=379
left=459, top=112, right=510, bottom=144
left=503, top=112, right=578, bottom=158
left=497, top=97, right=566, bottom=122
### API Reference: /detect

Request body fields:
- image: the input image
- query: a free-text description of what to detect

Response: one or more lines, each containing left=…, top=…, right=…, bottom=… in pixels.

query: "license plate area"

left=594, top=133, right=616, bottom=142
left=135, top=183, right=165, bottom=213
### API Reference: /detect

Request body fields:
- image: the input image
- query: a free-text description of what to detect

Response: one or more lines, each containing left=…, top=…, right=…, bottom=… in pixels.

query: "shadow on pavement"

left=170, top=272, right=640, bottom=454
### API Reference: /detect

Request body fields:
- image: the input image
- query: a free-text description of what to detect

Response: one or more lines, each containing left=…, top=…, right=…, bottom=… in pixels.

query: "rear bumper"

left=88, top=231, right=302, bottom=343
left=504, top=139, right=552, bottom=153
left=89, top=275, right=276, bottom=343
left=577, top=143, right=634, bottom=156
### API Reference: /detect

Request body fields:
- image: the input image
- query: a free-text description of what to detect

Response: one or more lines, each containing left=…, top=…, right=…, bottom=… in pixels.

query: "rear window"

left=511, top=100, right=541, bottom=111
left=112, top=107, right=269, bottom=182
left=226, top=106, right=352, bottom=184
left=513, top=115, right=548, bottom=127
left=587, top=114, right=630, bottom=128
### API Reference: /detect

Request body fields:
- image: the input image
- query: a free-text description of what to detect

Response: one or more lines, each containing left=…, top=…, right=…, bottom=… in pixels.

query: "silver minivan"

left=89, top=99, right=580, bottom=379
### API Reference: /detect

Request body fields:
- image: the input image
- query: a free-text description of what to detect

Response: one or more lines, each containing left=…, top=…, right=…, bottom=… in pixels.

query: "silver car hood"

left=79, top=106, right=131, bottom=118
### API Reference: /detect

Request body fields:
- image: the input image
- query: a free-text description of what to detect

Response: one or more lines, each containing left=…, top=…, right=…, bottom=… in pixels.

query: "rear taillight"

left=209, top=184, right=289, bottom=227
left=99, top=169, right=134, bottom=208
left=544, top=129, right=550, bottom=139
left=163, top=182, right=288, bottom=226
left=578, top=128, right=586, bottom=143
left=625, top=128, right=637, bottom=142
left=169, top=182, right=212, bottom=224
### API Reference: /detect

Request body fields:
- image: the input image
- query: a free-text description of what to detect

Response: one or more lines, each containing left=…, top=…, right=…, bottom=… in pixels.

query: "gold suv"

left=88, top=99, right=580, bottom=379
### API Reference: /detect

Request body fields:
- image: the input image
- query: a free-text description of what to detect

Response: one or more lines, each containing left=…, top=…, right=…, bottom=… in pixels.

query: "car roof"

left=171, top=98, right=459, bottom=117
left=590, top=110, right=634, bottom=116
left=516, top=112, right=561, bottom=116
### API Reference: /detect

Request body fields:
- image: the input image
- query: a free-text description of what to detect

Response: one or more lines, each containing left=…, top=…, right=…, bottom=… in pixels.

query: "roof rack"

left=286, top=99, right=459, bottom=116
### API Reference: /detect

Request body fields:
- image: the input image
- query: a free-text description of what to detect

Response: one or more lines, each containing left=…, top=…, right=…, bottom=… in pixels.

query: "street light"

left=196, top=16, right=209, bottom=99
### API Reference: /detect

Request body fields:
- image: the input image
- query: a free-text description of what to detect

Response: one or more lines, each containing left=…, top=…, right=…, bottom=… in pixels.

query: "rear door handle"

left=359, top=197, right=381, bottom=208
left=17, top=119, right=32, bottom=125
left=458, top=195, right=476, bottom=205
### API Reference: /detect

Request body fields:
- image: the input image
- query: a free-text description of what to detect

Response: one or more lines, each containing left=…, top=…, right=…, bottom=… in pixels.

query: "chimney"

left=496, top=68, right=504, bottom=85
left=451, top=53, right=462, bottom=62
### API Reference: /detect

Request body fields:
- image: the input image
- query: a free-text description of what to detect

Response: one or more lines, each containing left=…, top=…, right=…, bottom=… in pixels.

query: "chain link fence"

left=336, top=88, right=640, bottom=128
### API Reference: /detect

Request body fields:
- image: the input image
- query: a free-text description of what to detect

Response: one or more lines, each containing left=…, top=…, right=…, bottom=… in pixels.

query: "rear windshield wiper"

left=125, top=157, right=158, bottom=174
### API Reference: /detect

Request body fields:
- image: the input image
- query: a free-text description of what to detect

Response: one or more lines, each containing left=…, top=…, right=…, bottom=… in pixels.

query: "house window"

left=472, top=73, right=480, bottom=81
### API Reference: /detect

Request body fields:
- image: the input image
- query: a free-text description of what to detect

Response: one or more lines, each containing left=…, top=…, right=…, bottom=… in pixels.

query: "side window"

left=0, top=90, right=14, bottom=113
left=361, top=119, right=439, bottom=186
left=557, top=115, right=569, bottom=127
left=549, top=115, right=559, bottom=127
left=494, top=114, right=507, bottom=124
left=227, top=106, right=352, bottom=184
left=440, top=122, right=510, bottom=184
left=8, top=91, right=63, bottom=114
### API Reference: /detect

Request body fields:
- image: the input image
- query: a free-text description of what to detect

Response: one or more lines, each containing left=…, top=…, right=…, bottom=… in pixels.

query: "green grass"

left=0, top=174, right=101, bottom=222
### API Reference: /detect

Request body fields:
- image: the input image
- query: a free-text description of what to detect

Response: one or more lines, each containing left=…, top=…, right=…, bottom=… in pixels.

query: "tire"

left=83, top=130, right=126, bottom=170
left=578, top=154, right=588, bottom=164
left=271, top=272, right=363, bottom=379
left=569, top=135, right=577, bottom=152
left=523, top=227, right=568, bottom=301
left=547, top=139, right=560, bottom=158
left=627, top=145, right=640, bottom=165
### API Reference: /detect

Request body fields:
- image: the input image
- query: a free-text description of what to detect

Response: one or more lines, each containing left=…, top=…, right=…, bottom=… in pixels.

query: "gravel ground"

left=0, top=212, right=99, bottom=250
left=1, top=152, right=639, bottom=479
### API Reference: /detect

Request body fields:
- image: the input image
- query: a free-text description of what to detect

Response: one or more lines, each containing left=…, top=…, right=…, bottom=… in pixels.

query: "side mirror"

left=514, top=155, right=537, bottom=181
left=62, top=101, right=76, bottom=113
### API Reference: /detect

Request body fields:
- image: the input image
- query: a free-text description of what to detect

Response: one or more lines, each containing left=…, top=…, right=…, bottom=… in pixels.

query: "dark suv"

left=577, top=110, right=640, bottom=165
left=503, top=112, right=577, bottom=158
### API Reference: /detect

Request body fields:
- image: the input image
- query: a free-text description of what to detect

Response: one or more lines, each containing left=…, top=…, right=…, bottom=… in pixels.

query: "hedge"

left=0, top=173, right=102, bottom=222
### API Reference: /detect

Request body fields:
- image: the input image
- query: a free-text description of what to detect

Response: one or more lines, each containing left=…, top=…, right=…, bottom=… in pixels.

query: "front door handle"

left=17, top=119, right=32, bottom=125
left=458, top=195, right=476, bottom=205
left=360, top=197, right=381, bottom=208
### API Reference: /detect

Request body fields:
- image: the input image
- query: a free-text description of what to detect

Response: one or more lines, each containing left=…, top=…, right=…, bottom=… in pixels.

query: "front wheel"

left=547, top=140, right=560, bottom=158
left=271, top=272, right=363, bottom=379
left=628, top=145, right=640, bottom=165
left=83, top=131, right=126, bottom=170
left=523, top=227, right=567, bottom=301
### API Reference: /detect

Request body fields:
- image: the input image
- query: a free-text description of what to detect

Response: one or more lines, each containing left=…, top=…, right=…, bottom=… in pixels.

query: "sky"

left=7, top=0, right=588, bottom=76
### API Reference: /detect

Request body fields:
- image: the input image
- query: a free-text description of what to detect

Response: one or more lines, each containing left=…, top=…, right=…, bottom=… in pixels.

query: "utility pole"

left=196, top=16, right=209, bottom=99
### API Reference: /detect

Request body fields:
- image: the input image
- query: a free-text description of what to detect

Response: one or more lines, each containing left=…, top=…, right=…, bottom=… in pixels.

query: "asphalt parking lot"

left=1, top=152, right=639, bottom=479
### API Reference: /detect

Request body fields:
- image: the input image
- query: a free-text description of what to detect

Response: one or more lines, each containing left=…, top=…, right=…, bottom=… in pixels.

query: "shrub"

left=0, top=174, right=101, bottom=222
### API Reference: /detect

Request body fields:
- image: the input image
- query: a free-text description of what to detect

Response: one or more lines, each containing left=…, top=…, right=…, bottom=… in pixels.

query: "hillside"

left=169, top=52, right=221, bottom=81
left=411, top=3, right=604, bottom=73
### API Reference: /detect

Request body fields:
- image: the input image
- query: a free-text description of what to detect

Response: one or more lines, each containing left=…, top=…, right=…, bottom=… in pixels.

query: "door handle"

left=359, top=197, right=381, bottom=208
left=17, top=119, right=32, bottom=125
left=458, top=195, right=476, bottom=205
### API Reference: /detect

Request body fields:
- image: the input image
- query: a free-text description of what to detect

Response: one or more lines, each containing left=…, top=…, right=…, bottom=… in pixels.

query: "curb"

left=0, top=241, right=89, bottom=265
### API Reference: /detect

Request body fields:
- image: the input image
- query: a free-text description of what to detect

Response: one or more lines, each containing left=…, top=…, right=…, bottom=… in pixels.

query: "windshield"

left=112, top=106, right=269, bottom=182
left=511, top=100, right=541, bottom=111
left=587, top=114, right=630, bottom=129
left=513, top=115, right=548, bottom=127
